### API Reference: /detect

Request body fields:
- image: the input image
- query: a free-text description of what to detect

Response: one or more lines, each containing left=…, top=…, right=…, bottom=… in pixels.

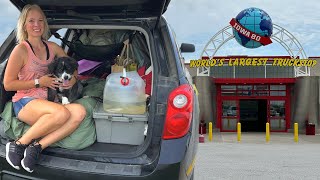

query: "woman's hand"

left=39, top=74, right=61, bottom=89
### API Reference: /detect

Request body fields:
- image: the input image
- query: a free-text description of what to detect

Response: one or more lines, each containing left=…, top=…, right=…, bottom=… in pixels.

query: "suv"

left=0, top=0, right=199, bottom=180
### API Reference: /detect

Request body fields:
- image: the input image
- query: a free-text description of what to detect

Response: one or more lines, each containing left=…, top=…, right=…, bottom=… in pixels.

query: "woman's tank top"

left=12, top=41, right=55, bottom=102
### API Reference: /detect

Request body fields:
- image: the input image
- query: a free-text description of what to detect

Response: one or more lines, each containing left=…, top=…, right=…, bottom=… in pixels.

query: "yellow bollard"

left=237, top=122, right=241, bottom=142
left=266, top=122, right=270, bottom=142
left=209, top=122, right=213, bottom=141
left=294, top=123, right=298, bottom=142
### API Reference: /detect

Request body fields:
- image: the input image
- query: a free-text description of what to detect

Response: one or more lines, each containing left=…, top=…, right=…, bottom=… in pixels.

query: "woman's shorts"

left=13, top=97, right=35, bottom=117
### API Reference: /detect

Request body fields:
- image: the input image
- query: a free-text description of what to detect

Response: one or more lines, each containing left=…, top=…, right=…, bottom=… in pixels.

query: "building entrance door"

left=240, top=99, right=267, bottom=132
left=216, top=79, right=294, bottom=132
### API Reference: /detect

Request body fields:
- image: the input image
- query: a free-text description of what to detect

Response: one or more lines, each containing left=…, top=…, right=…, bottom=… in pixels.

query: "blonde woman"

left=3, top=4, right=86, bottom=173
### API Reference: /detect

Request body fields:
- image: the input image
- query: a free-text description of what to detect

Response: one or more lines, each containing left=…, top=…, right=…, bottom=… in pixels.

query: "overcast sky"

left=1, top=0, right=319, bottom=61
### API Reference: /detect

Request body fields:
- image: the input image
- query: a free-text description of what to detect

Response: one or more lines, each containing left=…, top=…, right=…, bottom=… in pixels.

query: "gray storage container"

left=93, top=103, right=147, bottom=145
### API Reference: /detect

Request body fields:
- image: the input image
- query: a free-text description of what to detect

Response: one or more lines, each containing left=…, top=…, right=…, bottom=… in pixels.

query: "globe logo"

left=230, top=7, right=273, bottom=48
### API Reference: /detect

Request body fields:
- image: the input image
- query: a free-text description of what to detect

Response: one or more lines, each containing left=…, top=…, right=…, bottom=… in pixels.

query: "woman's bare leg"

left=16, top=99, right=71, bottom=145
left=38, top=103, right=86, bottom=149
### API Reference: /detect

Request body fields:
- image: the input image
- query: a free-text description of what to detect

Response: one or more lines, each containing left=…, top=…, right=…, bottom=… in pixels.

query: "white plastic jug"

left=103, top=70, right=146, bottom=114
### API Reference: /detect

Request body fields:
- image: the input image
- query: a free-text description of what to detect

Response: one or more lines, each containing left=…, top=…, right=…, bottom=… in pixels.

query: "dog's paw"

left=62, top=97, right=70, bottom=105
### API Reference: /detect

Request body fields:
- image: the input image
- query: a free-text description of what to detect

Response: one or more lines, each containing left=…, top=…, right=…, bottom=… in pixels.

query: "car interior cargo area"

left=64, top=28, right=152, bottom=149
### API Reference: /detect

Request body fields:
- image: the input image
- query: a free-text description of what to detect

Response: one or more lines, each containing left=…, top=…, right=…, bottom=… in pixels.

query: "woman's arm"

left=3, top=44, right=36, bottom=91
left=51, top=42, right=68, bottom=58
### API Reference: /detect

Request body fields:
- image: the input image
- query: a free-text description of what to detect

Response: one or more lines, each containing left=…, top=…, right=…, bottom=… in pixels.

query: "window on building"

left=269, top=100, right=286, bottom=131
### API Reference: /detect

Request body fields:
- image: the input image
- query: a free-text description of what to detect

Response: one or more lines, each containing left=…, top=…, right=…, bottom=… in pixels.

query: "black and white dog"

left=47, top=57, right=83, bottom=105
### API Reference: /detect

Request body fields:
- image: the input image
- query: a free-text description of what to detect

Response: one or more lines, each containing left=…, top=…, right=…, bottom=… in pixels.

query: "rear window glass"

left=48, top=29, right=67, bottom=45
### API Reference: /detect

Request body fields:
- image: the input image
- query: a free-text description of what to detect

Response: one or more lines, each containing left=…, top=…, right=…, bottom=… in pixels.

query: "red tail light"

left=162, top=84, right=194, bottom=139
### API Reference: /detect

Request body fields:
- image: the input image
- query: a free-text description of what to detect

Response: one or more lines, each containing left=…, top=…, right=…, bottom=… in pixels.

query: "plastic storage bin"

left=103, top=71, right=146, bottom=114
left=93, top=102, right=147, bottom=145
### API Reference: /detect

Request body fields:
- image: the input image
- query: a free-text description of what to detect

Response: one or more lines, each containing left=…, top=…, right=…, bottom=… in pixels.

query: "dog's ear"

left=68, top=57, right=79, bottom=69
left=48, top=58, right=59, bottom=74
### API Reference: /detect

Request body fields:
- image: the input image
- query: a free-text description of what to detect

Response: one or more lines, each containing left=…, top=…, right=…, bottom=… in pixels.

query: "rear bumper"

left=0, top=157, right=185, bottom=180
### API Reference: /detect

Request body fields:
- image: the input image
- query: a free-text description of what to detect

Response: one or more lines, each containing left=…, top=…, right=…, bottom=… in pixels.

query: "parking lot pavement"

left=195, top=132, right=320, bottom=180
left=207, top=132, right=320, bottom=144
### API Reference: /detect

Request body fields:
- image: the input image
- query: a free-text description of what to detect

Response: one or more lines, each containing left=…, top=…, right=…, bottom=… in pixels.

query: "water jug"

left=103, top=70, right=146, bottom=114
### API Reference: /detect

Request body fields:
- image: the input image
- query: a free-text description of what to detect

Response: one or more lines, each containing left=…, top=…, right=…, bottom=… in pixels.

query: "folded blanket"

left=78, top=59, right=103, bottom=75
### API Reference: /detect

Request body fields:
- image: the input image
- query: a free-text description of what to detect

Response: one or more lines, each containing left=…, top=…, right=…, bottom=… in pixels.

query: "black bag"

left=53, top=32, right=124, bottom=62
left=70, top=41, right=124, bottom=61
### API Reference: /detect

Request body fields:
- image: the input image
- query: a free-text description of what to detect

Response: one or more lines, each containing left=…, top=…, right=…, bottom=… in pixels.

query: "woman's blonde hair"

left=16, top=4, right=50, bottom=44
